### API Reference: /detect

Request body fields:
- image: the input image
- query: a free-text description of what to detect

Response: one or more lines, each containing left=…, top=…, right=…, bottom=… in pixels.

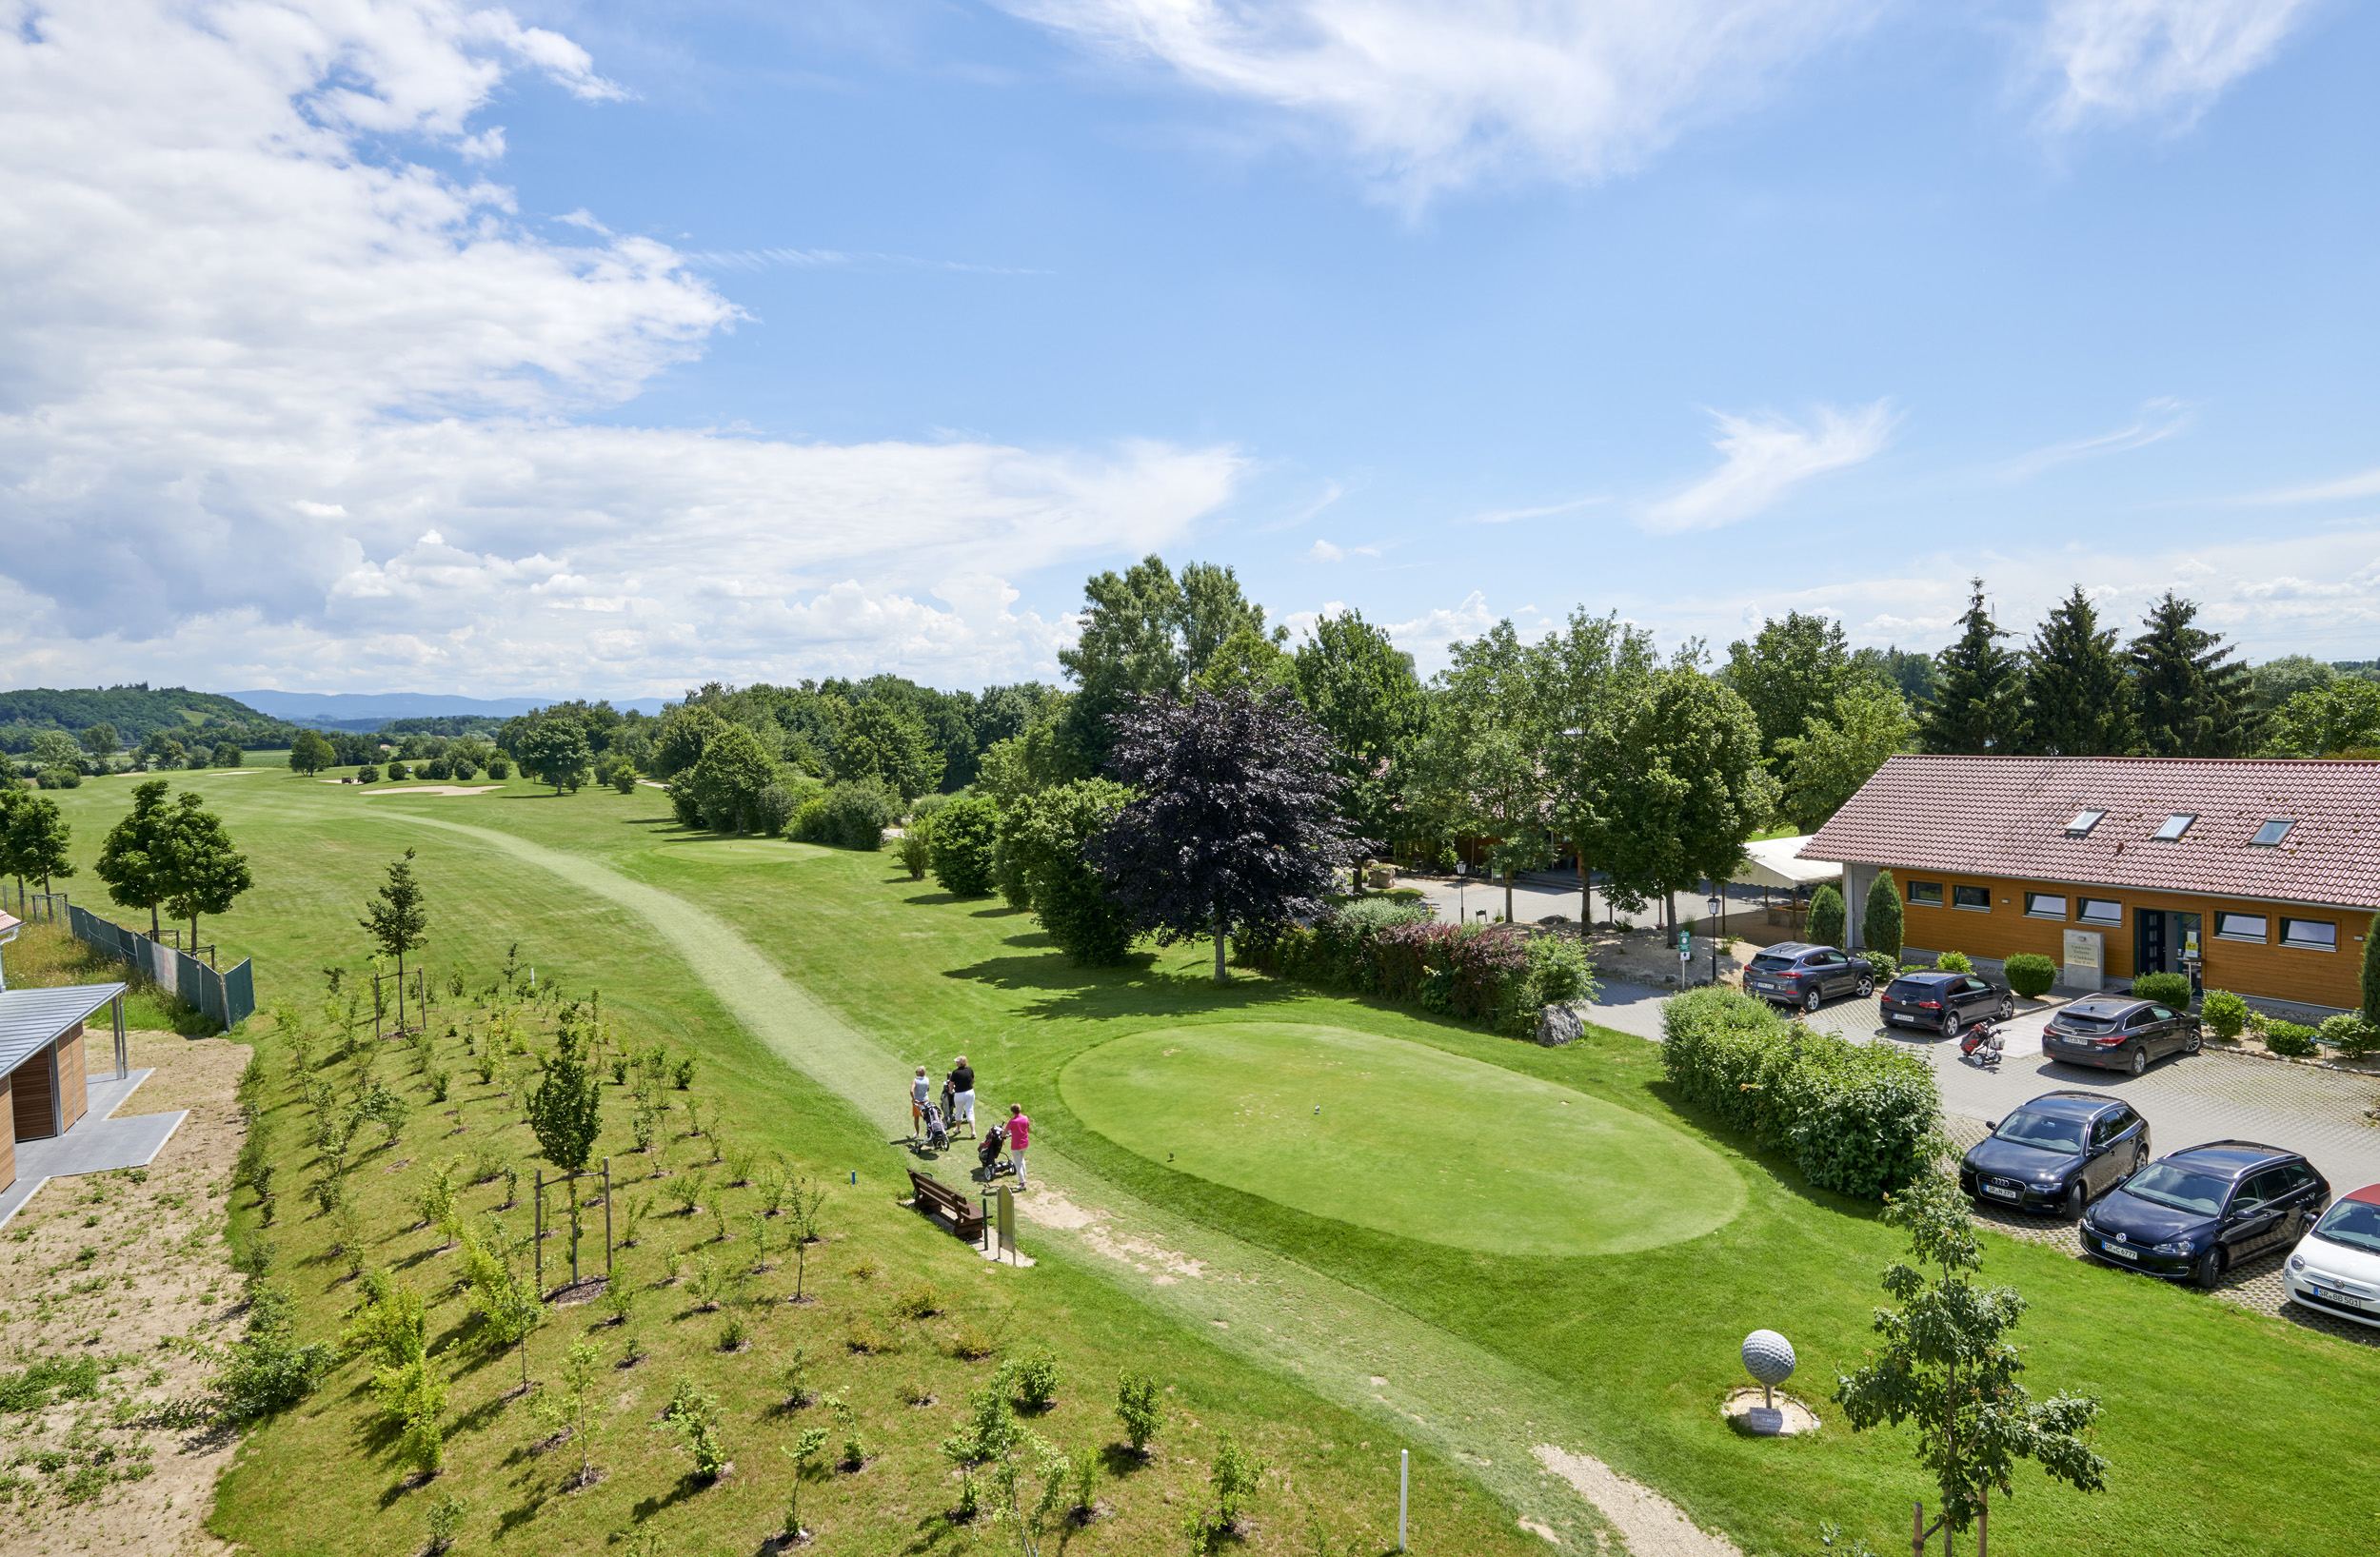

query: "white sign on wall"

left=2062, top=928, right=2104, bottom=993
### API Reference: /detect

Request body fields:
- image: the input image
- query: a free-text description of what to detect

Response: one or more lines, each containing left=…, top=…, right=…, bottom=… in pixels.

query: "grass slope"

left=1061, top=1021, right=1742, bottom=1256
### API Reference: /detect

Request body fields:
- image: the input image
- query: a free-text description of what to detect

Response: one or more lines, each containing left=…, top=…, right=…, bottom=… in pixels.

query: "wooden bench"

left=907, top=1170, right=984, bottom=1240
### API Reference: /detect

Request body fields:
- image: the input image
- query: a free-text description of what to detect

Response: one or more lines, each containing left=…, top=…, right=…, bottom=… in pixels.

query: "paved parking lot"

left=1586, top=983, right=2380, bottom=1346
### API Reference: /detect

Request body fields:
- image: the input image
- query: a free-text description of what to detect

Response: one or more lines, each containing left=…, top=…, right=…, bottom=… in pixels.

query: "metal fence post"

left=604, top=1158, right=613, bottom=1277
left=112, top=995, right=126, bottom=1081
left=534, top=1170, right=544, bottom=1291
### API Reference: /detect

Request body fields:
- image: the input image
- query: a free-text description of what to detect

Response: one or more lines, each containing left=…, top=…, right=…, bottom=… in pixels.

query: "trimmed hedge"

left=2199, top=989, right=2248, bottom=1039
left=2133, top=971, right=2192, bottom=1008
left=1660, top=987, right=1939, bottom=1200
left=2264, top=1020, right=2317, bottom=1057
left=2003, top=953, right=2056, bottom=999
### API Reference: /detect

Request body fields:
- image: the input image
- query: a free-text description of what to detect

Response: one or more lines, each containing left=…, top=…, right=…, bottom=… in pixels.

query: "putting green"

left=1061, top=1023, right=1744, bottom=1257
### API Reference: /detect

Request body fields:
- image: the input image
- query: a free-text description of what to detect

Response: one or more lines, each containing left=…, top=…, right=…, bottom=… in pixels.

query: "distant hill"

left=229, top=690, right=669, bottom=722
left=0, top=684, right=298, bottom=754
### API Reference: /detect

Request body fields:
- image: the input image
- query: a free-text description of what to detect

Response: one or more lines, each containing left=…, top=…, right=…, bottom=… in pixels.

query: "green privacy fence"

left=65, top=903, right=254, bottom=1033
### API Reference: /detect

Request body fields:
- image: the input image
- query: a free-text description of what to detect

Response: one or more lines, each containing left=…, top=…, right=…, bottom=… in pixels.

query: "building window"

left=2251, top=818, right=2295, bottom=847
left=1953, top=885, right=1991, bottom=911
left=2024, top=893, right=2067, bottom=919
left=2281, top=918, right=2337, bottom=952
left=2065, top=810, right=2106, bottom=837
left=2215, top=912, right=2268, bottom=943
left=2152, top=813, right=2196, bottom=841
left=2077, top=898, right=2122, bottom=926
left=1907, top=880, right=1944, bottom=906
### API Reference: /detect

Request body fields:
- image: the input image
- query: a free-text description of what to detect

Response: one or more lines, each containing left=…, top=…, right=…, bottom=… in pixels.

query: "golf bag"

left=919, top=1100, right=950, bottom=1152
left=977, top=1126, right=1013, bottom=1181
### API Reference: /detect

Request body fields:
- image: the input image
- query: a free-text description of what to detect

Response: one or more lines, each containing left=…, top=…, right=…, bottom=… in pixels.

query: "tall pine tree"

left=2024, top=585, right=2134, bottom=756
left=2129, top=592, right=2252, bottom=757
left=1917, top=579, right=2027, bottom=755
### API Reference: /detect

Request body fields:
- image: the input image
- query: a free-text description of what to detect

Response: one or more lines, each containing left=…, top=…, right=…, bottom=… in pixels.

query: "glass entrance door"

left=2136, top=910, right=2168, bottom=976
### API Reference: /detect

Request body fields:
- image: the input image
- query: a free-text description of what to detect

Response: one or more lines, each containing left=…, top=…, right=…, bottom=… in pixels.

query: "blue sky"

left=3, top=0, right=2373, bottom=698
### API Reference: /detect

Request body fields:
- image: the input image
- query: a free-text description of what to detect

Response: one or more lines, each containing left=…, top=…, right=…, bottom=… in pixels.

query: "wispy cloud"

left=1002, top=0, right=1882, bottom=202
left=1639, top=402, right=1895, bottom=534
left=1306, top=538, right=1381, bottom=562
left=2243, top=466, right=2380, bottom=504
left=2001, top=397, right=2190, bottom=478
left=2040, top=0, right=2318, bottom=127
left=1462, top=494, right=1607, bottom=524
left=683, top=247, right=1054, bottom=276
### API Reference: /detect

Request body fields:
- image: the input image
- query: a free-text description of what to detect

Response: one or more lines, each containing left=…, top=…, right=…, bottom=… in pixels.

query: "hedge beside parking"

left=1660, top=987, right=1939, bottom=1200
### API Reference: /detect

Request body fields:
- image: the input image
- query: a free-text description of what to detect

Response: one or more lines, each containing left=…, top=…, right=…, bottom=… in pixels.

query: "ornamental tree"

left=1091, top=686, right=1358, bottom=983
left=1864, top=870, right=1904, bottom=964
left=1835, top=1171, right=2109, bottom=1541
left=928, top=793, right=1001, bottom=897
left=159, top=792, right=253, bottom=952
left=1002, top=779, right=1136, bottom=964
left=359, top=849, right=430, bottom=1010
left=1, top=791, right=75, bottom=896
left=96, top=778, right=176, bottom=937
left=527, top=1041, right=605, bottom=1282
left=288, top=730, right=337, bottom=775
left=518, top=719, right=593, bottom=795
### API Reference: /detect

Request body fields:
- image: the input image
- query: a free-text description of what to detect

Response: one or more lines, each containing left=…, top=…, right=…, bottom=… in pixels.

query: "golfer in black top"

left=946, top=1056, right=976, bottom=1138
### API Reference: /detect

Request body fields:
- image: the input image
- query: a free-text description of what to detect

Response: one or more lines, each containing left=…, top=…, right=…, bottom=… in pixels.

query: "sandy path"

left=1534, top=1447, right=1745, bottom=1557
left=357, top=811, right=1763, bottom=1552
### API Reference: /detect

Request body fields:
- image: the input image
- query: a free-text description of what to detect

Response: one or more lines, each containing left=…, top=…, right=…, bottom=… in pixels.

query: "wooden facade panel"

left=1894, top=868, right=2370, bottom=1008
left=10, top=1049, right=52, bottom=1144
left=55, top=1026, right=85, bottom=1133
left=0, top=1075, right=13, bottom=1192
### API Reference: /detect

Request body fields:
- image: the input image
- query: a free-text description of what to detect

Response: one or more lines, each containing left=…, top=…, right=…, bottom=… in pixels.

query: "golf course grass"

left=1061, top=1022, right=1743, bottom=1255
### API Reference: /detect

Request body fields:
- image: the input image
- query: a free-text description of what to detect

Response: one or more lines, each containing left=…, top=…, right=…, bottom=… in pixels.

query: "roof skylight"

left=2152, top=813, right=2196, bottom=841
left=2251, top=818, right=2295, bottom=847
left=2065, top=810, right=2106, bottom=837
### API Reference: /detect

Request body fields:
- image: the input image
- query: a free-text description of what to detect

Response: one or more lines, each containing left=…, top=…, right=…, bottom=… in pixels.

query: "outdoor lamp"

left=1706, top=892, right=1723, bottom=986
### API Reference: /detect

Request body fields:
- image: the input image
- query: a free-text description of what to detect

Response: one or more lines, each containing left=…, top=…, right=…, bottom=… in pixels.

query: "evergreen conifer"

left=2128, top=592, right=2251, bottom=757
left=2023, top=585, right=2134, bottom=755
left=1916, top=579, right=2027, bottom=754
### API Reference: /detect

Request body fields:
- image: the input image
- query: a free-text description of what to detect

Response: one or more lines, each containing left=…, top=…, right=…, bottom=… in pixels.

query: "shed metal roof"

left=1798, top=755, right=2380, bottom=909
left=0, top=985, right=125, bottom=1075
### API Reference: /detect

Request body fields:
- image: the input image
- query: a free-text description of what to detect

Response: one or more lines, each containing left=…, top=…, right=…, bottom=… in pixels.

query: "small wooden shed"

left=0, top=984, right=129, bottom=1192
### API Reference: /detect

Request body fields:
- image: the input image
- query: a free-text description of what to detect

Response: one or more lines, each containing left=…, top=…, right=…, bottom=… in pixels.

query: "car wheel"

left=1943, top=1011, right=1961, bottom=1039
left=2129, top=1045, right=2148, bottom=1077
left=2064, top=1181, right=2087, bottom=1220
left=1856, top=975, right=1874, bottom=998
left=1802, top=988, right=1821, bottom=1014
left=2194, top=1246, right=2226, bottom=1291
left=2186, top=1029, right=2203, bottom=1054
left=1998, top=998, right=2014, bottom=1021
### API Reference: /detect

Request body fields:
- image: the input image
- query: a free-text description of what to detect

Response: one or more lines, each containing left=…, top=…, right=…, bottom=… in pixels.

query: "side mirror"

left=1984, top=1120, right=1997, bottom=1132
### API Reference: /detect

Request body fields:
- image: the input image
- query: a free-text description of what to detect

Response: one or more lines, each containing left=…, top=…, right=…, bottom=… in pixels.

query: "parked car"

left=2079, top=1141, right=2329, bottom=1288
left=2041, top=997, right=2203, bottom=1076
left=1959, top=1091, right=2149, bottom=1218
left=2283, top=1184, right=2380, bottom=1329
left=1741, top=943, right=1872, bottom=1013
left=1881, top=971, right=2013, bottom=1036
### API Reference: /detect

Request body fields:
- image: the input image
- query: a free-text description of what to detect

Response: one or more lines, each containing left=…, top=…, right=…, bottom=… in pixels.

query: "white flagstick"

left=1399, top=1449, right=1409, bottom=1551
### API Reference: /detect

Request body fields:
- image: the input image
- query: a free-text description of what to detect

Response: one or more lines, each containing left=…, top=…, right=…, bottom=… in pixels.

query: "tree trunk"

left=1577, top=852, right=1591, bottom=928
left=1213, top=892, right=1228, bottom=984
left=149, top=903, right=161, bottom=940
left=1503, top=864, right=1514, bottom=925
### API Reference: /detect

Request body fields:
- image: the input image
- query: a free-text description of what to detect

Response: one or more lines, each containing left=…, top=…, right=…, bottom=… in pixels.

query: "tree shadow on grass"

left=629, top=1474, right=717, bottom=1523
left=942, top=954, right=1307, bottom=1023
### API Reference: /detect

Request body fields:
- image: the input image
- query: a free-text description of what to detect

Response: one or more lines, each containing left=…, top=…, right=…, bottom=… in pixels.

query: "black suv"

left=2080, top=1141, right=2330, bottom=1288
left=1881, top=971, right=2013, bottom=1036
left=1742, top=943, right=1873, bottom=1013
left=1959, top=1091, right=2149, bottom=1218
left=2042, top=997, right=2202, bottom=1076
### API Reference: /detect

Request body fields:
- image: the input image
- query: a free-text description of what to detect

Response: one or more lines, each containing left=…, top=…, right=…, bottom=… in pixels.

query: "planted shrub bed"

left=1236, top=902, right=1591, bottom=1037
left=1659, top=987, right=1939, bottom=1200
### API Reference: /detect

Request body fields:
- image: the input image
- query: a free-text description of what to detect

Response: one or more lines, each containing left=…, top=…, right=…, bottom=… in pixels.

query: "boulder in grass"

left=1535, top=1004, right=1583, bottom=1048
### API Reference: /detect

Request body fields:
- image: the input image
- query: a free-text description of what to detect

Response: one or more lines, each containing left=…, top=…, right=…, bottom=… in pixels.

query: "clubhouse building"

left=1798, top=756, right=2380, bottom=1011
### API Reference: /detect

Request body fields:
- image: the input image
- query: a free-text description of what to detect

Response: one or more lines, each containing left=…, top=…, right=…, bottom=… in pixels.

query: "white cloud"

left=1306, top=538, right=1379, bottom=562
left=1003, top=0, right=1882, bottom=198
left=0, top=0, right=1240, bottom=693
left=1382, top=589, right=1499, bottom=663
left=2040, top=0, right=2317, bottom=126
left=2000, top=397, right=2190, bottom=478
left=1638, top=402, right=1895, bottom=533
left=1462, top=494, right=1607, bottom=524
left=2247, top=466, right=2380, bottom=504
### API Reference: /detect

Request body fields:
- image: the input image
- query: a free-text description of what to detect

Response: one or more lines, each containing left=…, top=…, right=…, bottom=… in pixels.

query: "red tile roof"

left=1798, top=756, right=2380, bottom=910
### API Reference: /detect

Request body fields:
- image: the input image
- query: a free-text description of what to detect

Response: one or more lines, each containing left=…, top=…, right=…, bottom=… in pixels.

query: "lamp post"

left=1707, top=889, right=1724, bottom=987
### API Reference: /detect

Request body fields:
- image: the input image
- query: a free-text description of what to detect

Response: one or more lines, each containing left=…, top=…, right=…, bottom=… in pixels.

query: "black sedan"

left=1742, top=943, right=1873, bottom=1013
left=1960, top=1092, right=2149, bottom=1218
left=2079, top=1141, right=2330, bottom=1288
left=2041, top=997, right=2202, bottom=1076
left=1882, top=971, right=2013, bottom=1036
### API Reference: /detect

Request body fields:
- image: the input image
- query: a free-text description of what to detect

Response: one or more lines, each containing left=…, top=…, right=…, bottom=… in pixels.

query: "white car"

left=2283, top=1184, right=2380, bottom=1328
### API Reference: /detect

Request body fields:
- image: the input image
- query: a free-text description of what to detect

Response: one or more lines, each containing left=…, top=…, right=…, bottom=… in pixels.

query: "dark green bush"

left=2317, top=1013, right=2380, bottom=1059
left=1862, top=870, right=1904, bottom=963
left=1660, top=987, right=1938, bottom=1200
left=486, top=757, right=510, bottom=780
left=356, top=764, right=379, bottom=784
left=1807, top=885, right=1846, bottom=948
left=2132, top=972, right=2192, bottom=1008
left=2003, top=953, right=2056, bottom=998
left=387, top=761, right=410, bottom=781
left=2199, top=989, right=2248, bottom=1038
left=928, top=793, right=1000, bottom=897
left=2264, top=1021, right=2317, bottom=1057
left=1934, top=950, right=1972, bottom=974
left=668, top=783, right=704, bottom=829
left=824, top=778, right=901, bottom=851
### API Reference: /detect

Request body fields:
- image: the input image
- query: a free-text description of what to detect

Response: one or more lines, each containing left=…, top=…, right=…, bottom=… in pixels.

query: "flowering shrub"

left=1237, top=908, right=1589, bottom=1036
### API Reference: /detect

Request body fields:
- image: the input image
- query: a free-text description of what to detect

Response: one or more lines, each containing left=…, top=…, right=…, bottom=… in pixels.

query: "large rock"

left=1535, top=1004, right=1584, bottom=1047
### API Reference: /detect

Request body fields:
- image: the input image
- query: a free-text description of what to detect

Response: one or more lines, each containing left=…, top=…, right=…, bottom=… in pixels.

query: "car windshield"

left=1750, top=955, right=1795, bottom=972
left=1993, top=1112, right=2085, bottom=1152
left=2122, top=1164, right=2231, bottom=1217
left=2311, top=1201, right=2380, bottom=1258
left=2057, top=1012, right=2119, bottom=1034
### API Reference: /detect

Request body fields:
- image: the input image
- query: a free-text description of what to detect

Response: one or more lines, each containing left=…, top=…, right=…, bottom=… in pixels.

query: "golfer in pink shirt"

left=1004, top=1104, right=1031, bottom=1189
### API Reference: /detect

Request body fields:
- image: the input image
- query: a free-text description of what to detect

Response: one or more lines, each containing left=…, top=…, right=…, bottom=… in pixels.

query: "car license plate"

left=1982, top=1183, right=2021, bottom=1201
left=2103, top=1243, right=2138, bottom=1261
left=2317, top=1288, right=2362, bottom=1308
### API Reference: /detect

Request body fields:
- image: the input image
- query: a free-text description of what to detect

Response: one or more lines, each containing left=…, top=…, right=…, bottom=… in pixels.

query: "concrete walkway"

left=0, top=1069, right=188, bottom=1230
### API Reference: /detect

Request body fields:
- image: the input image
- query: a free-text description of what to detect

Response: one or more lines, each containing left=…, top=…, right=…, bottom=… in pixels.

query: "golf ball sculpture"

left=1741, top=1330, right=1795, bottom=1406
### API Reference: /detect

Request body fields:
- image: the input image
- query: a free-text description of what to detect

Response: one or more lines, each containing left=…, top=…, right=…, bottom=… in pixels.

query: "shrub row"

left=1660, top=987, right=1939, bottom=1200
left=1236, top=905, right=1592, bottom=1037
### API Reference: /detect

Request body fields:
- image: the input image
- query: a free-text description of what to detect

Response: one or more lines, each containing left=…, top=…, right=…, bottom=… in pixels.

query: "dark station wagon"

left=1742, top=943, right=1873, bottom=1013
left=2080, top=1140, right=2329, bottom=1288
left=1881, top=970, right=2013, bottom=1036
left=2042, top=997, right=2203, bottom=1076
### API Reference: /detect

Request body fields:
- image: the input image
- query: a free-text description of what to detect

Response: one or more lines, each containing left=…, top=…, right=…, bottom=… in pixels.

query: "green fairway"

left=1062, top=1022, right=1742, bottom=1255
